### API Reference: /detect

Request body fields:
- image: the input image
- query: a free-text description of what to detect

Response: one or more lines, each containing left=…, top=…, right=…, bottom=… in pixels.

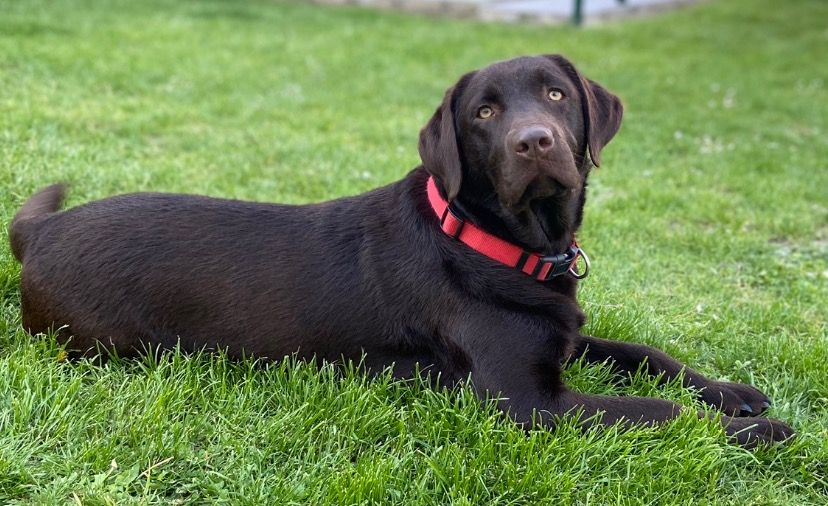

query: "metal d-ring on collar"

left=568, top=247, right=590, bottom=279
left=539, top=244, right=591, bottom=281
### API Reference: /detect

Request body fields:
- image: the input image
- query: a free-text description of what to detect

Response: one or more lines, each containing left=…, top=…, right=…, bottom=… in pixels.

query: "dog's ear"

left=418, top=72, right=475, bottom=201
left=545, top=55, right=623, bottom=167
left=580, top=77, right=624, bottom=167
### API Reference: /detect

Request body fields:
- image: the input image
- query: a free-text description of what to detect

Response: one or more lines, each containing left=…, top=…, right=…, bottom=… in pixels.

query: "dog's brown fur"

left=10, top=55, right=792, bottom=447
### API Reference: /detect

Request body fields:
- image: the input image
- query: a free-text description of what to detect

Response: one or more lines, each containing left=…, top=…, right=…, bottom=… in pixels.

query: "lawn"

left=1, top=0, right=827, bottom=503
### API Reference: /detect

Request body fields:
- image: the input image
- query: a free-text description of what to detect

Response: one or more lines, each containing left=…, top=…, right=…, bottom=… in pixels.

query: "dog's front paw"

left=700, top=380, right=772, bottom=417
left=722, top=416, right=794, bottom=449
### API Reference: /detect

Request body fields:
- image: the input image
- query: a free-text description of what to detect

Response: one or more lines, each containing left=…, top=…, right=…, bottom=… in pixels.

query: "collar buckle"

left=538, top=245, right=590, bottom=281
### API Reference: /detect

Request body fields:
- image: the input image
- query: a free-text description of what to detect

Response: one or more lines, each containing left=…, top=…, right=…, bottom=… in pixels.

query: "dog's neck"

left=452, top=179, right=586, bottom=256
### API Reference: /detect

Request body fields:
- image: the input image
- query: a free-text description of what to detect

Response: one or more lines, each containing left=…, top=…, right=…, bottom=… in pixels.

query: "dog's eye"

left=477, top=106, right=494, bottom=119
left=548, top=89, right=564, bottom=101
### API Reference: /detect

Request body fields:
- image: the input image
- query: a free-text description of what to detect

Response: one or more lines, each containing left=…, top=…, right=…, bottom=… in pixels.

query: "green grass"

left=1, top=0, right=827, bottom=503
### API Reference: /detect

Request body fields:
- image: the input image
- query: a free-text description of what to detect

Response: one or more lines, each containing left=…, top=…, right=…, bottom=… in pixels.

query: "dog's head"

left=419, top=55, right=623, bottom=252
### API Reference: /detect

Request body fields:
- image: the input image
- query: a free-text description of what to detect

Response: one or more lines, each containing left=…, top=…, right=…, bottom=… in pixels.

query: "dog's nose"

left=514, top=127, right=554, bottom=157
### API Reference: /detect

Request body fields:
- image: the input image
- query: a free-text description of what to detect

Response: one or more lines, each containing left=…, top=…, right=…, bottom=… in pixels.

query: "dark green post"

left=573, top=0, right=583, bottom=25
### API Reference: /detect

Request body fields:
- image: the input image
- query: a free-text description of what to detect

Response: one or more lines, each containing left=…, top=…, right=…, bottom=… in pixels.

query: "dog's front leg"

left=460, top=329, right=683, bottom=429
left=572, top=335, right=774, bottom=417
left=453, top=315, right=792, bottom=448
left=473, top=360, right=792, bottom=449
left=552, top=390, right=793, bottom=448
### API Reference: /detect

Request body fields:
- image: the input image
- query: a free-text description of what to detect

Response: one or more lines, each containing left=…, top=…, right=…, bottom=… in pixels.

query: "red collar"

left=426, top=176, right=589, bottom=282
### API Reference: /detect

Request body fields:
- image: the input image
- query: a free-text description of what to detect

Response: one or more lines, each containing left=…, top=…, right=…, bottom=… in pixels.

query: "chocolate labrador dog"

left=10, top=55, right=792, bottom=447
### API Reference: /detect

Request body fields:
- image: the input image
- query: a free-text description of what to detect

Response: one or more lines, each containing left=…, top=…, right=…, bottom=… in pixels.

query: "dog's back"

left=11, top=172, right=449, bottom=363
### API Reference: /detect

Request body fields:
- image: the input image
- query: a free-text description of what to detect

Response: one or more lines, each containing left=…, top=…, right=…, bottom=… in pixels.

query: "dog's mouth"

left=497, top=168, right=579, bottom=211
left=495, top=169, right=581, bottom=252
left=530, top=174, right=577, bottom=199
left=497, top=144, right=582, bottom=204
left=537, top=154, right=581, bottom=191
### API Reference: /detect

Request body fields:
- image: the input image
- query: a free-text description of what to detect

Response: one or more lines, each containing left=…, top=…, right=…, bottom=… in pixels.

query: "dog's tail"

left=9, top=184, right=66, bottom=262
